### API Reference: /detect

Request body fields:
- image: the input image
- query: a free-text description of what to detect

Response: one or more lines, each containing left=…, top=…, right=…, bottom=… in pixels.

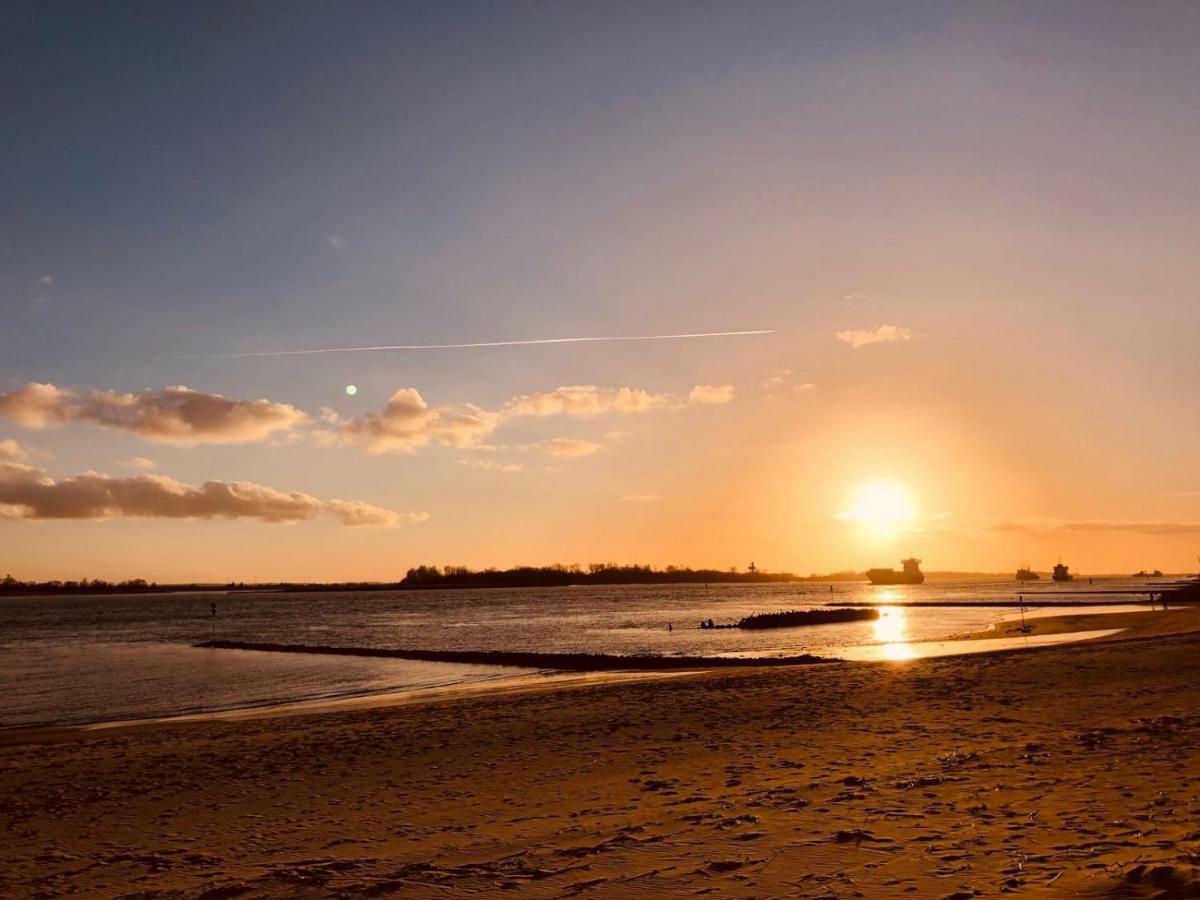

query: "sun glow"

left=839, top=480, right=917, bottom=532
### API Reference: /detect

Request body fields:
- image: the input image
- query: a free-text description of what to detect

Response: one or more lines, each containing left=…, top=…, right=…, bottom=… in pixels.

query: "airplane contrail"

left=166, top=329, right=775, bottom=359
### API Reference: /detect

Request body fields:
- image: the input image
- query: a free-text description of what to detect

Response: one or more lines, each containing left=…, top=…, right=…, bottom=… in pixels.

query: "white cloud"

left=458, top=459, right=523, bottom=473
left=324, top=499, right=427, bottom=527
left=39, top=275, right=53, bottom=285
left=0, top=383, right=306, bottom=446
left=763, top=369, right=792, bottom=391
left=762, top=369, right=815, bottom=398
left=0, top=377, right=733, bottom=464
left=836, top=324, right=914, bottom=349
left=688, top=384, right=734, bottom=406
left=321, top=388, right=501, bottom=454
left=504, top=386, right=671, bottom=417
left=535, top=438, right=603, bottom=458
left=118, top=456, right=156, bottom=470
left=327, top=235, right=347, bottom=250
left=0, top=439, right=31, bottom=462
left=0, top=461, right=411, bottom=526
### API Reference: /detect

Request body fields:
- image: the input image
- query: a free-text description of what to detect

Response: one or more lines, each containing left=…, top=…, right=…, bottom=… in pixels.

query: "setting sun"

left=840, top=481, right=917, bottom=532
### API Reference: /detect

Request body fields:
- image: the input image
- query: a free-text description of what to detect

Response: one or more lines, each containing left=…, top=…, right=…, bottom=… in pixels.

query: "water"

left=0, top=578, right=1171, bottom=728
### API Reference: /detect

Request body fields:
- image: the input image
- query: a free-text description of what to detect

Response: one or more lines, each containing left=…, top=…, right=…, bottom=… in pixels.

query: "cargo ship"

left=1016, top=567, right=1040, bottom=582
left=1052, top=562, right=1073, bottom=582
left=866, top=558, right=924, bottom=585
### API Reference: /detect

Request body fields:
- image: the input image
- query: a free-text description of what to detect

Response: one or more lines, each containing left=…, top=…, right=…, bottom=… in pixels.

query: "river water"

left=0, top=578, right=1171, bottom=728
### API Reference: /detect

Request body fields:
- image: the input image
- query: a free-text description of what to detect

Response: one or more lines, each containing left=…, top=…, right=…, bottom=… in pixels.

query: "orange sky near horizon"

left=3, top=4, right=1199, bottom=582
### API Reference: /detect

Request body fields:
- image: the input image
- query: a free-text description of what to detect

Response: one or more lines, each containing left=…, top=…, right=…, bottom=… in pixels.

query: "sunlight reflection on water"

left=0, top=580, right=1168, bottom=725
left=871, top=605, right=917, bottom=660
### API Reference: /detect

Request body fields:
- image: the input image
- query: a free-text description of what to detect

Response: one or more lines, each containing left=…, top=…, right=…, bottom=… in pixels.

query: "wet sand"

left=2, top=609, right=1199, bottom=898
left=963, top=604, right=1200, bottom=642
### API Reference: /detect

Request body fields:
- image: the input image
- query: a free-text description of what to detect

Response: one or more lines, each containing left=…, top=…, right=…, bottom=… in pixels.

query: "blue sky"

left=3, top=2, right=1200, bottom=579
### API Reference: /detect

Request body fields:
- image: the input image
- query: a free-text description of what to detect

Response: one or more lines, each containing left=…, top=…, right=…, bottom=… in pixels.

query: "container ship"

left=866, top=558, right=925, bottom=585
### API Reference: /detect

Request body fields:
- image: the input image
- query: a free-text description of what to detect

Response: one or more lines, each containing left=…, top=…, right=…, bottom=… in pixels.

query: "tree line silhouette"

left=1, top=564, right=869, bottom=596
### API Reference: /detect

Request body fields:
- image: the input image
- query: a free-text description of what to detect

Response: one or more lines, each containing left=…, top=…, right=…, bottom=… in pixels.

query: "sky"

left=3, top=1, right=1200, bottom=581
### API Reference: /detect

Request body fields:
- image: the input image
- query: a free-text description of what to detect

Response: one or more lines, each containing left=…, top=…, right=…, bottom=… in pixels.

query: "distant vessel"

left=866, top=558, right=924, bottom=585
left=1133, top=569, right=1164, bottom=578
left=1052, top=562, right=1073, bottom=582
left=1016, top=567, right=1040, bottom=582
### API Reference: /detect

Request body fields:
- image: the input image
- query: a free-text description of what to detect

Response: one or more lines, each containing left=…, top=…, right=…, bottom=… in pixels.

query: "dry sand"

left=2, top=609, right=1200, bottom=898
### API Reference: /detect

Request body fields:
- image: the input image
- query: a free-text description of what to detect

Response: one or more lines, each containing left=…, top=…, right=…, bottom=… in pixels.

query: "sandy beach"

left=3, top=608, right=1199, bottom=898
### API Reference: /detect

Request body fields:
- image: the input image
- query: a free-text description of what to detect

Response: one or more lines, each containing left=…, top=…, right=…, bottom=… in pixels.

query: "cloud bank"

left=119, top=456, right=156, bottom=470
left=762, top=369, right=816, bottom=398
left=2, top=378, right=738, bottom=460
left=688, top=384, right=734, bottom=406
left=458, top=459, right=523, bottom=473
left=0, top=439, right=29, bottom=462
left=535, top=438, right=603, bottom=458
left=506, top=383, right=736, bottom=416
left=505, top=386, right=672, bottom=417
left=0, top=461, right=415, bottom=526
left=0, top=383, right=306, bottom=446
left=836, top=324, right=914, bottom=349
left=320, top=388, right=501, bottom=454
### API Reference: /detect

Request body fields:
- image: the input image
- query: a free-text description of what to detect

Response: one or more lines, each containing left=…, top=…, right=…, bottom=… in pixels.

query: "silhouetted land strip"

left=1171, top=580, right=1200, bottom=603
left=393, top=564, right=807, bottom=590
left=0, top=566, right=859, bottom=597
left=830, top=598, right=1173, bottom=608
left=195, top=640, right=830, bottom=670
left=5, top=572, right=1196, bottom=598
left=735, top=608, right=880, bottom=629
left=1002, top=587, right=1191, bottom=595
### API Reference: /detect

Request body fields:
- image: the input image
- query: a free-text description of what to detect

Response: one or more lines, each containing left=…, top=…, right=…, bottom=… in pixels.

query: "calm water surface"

left=0, top=578, right=1170, bottom=727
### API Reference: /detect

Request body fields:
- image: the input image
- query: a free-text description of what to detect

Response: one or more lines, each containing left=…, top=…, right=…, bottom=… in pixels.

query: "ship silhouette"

left=866, top=558, right=924, bottom=585
left=1052, top=562, right=1073, bottom=582
left=1016, top=567, right=1040, bottom=581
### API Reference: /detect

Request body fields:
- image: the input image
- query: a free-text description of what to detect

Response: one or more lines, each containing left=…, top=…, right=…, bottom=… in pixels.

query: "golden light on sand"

left=838, top=480, right=917, bottom=533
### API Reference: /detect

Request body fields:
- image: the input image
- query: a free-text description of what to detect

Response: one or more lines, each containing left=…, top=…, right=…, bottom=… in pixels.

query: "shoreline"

left=5, top=607, right=1195, bottom=743
left=4, top=622, right=1199, bottom=896
left=193, top=639, right=830, bottom=670
left=0, top=669, right=700, bottom=747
